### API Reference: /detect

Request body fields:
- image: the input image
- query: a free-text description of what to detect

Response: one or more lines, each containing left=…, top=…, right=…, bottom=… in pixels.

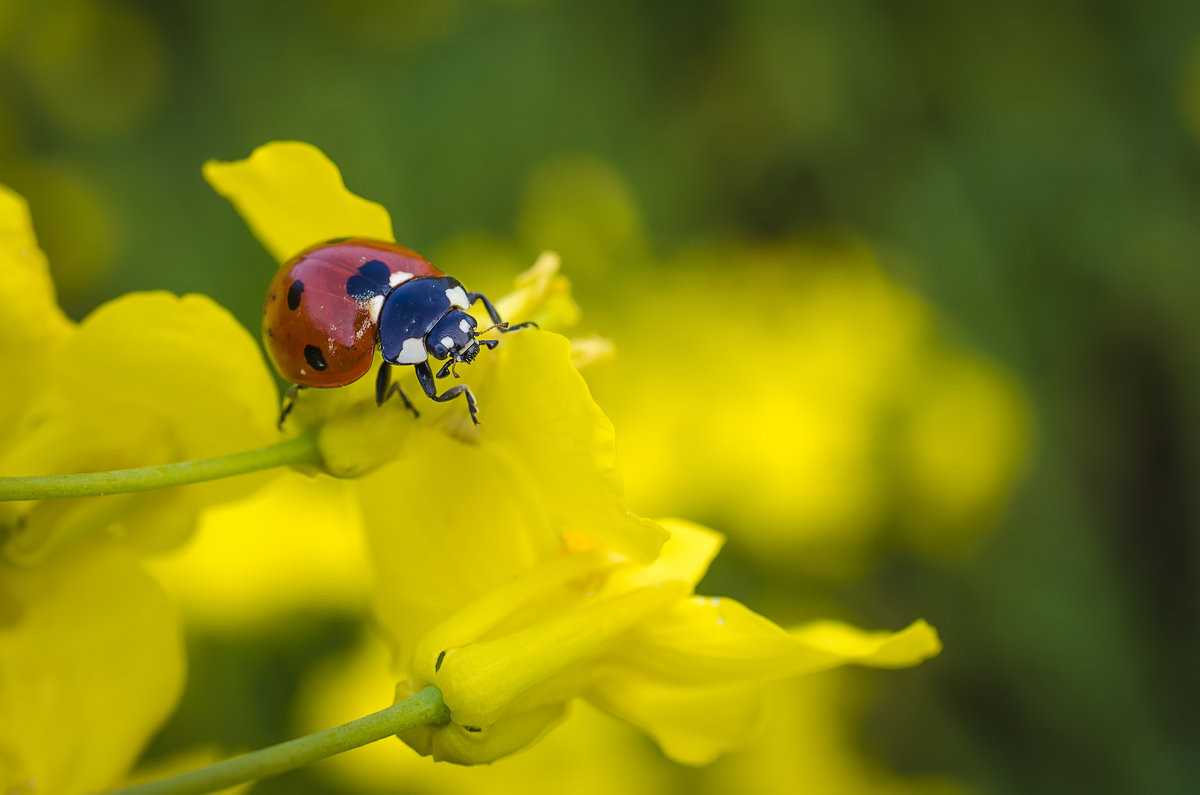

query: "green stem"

left=110, top=686, right=450, bottom=795
left=0, top=434, right=321, bottom=501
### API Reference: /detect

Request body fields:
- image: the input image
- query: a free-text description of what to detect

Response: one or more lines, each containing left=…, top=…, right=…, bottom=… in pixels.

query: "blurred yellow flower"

left=0, top=541, right=185, bottom=795
left=0, top=184, right=227, bottom=794
left=583, top=236, right=1030, bottom=577
left=0, top=186, right=71, bottom=438
left=146, top=470, right=371, bottom=632
left=0, top=185, right=279, bottom=562
left=0, top=286, right=280, bottom=564
left=704, top=672, right=966, bottom=795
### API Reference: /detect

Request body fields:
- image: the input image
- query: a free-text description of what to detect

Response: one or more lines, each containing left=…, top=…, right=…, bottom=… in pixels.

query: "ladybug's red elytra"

left=262, top=237, right=535, bottom=427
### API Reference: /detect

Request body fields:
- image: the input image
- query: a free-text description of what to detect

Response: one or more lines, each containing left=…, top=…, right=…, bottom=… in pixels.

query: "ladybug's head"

left=428, top=309, right=482, bottom=364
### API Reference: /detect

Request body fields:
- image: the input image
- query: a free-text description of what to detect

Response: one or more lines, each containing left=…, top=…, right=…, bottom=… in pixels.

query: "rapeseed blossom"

left=205, top=142, right=941, bottom=767
left=0, top=184, right=278, bottom=793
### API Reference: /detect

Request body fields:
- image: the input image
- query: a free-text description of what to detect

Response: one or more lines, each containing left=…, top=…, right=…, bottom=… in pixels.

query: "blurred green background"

left=3, top=0, right=1198, bottom=793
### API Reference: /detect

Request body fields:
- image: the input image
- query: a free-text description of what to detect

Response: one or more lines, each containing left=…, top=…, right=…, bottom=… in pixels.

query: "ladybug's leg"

left=415, top=361, right=479, bottom=425
left=466, top=292, right=539, bottom=333
left=375, top=362, right=420, bottom=418
left=278, top=384, right=305, bottom=429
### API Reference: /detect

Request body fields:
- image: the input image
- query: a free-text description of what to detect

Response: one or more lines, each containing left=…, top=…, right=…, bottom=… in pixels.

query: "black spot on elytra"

left=360, top=259, right=390, bottom=281
left=304, top=345, right=327, bottom=371
left=435, top=651, right=446, bottom=672
left=287, top=280, right=305, bottom=311
left=345, top=260, right=392, bottom=300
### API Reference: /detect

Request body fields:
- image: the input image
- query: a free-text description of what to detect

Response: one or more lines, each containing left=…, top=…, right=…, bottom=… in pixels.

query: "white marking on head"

left=389, top=271, right=413, bottom=288
left=367, top=294, right=384, bottom=323
left=445, top=286, right=469, bottom=309
left=440, top=335, right=455, bottom=349
left=459, top=318, right=471, bottom=333
left=396, top=337, right=427, bottom=364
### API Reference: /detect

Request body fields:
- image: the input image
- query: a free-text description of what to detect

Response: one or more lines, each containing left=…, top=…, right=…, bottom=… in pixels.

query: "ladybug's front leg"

left=415, top=361, right=479, bottom=424
left=466, top=292, right=539, bottom=334
left=375, top=362, right=420, bottom=418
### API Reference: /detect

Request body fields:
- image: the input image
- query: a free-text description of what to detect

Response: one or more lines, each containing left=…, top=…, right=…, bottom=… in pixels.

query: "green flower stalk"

left=0, top=434, right=319, bottom=502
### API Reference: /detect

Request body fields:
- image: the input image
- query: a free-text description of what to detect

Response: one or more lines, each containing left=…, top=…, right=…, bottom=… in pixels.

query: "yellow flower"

left=0, top=541, right=185, bottom=795
left=0, top=186, right=211, bottom=794
left=0, top=185, right=280, bottom=565
left=205, top=142, right=940, bottom=768
left=0, top=185, right=71, bottom=439
left=582, top=236, right=1030, bottom=577
left=299, top=633, right=954, bottom=794
left=380, top=513, right=938, bottom=765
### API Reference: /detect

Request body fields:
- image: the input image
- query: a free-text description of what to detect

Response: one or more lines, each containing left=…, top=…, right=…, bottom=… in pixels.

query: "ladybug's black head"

left=428, top=309, right=480, bottom=363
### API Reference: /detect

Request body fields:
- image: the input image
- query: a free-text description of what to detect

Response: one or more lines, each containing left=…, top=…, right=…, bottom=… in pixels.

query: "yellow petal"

left=361, top=427, right=569, bottom=666
left=617, top=518, right=723, bottom=591
left=409, top=547, right=618, bottom=682
left=479, top=331, right=668, bottom=562
left=0, top=292, right=279, bottom=561
left=787, top=618, right=943, bottom=669
left=0, top=185, right=71, bottom=436
left=609, top=599, right=940, bottom=683
left=433, top=583, right=684, bottom=730
left=203, top=141, right=394, bottom=263
left=586, top=675, right=766, bottom=766
left=0, top=543, right=184, bottom=794
left=569, top=335, right=616, bottom=369
left=147, top=470, right=369, bottom=630
left=590, top=604, right=938, bottom=764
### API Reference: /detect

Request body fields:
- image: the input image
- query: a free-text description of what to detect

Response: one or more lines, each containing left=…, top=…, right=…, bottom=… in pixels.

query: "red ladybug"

left=263, top=237, right=534, bottom=426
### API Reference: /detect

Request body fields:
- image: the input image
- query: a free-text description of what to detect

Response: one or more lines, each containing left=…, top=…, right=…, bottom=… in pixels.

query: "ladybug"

left=262, top=237, right=535, bottom=426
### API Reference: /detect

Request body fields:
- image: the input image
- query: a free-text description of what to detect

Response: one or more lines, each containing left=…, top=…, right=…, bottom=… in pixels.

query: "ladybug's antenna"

left=477, top=322, right=510, bottom=336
